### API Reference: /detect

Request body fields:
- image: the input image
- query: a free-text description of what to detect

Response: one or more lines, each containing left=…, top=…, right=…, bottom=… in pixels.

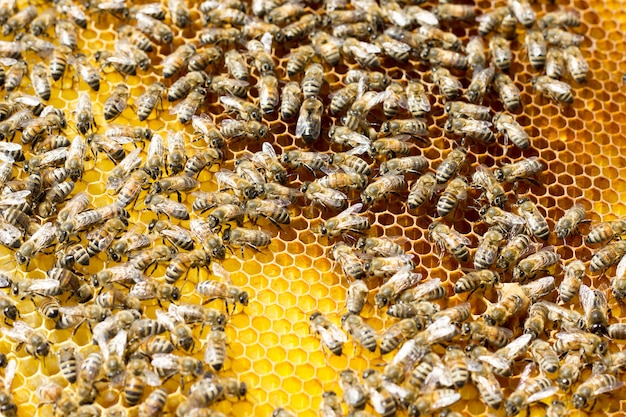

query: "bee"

left=555, top=259, right=585, bottom=303
left=504, top=365, right=558, bottom=417
left=277, top=81, right=303, bottom=121
left=329, top=83, right=362, bottom=116
left=464, top=65, right=495, bottom=103
left=37, top=380, right=78, bottom=416
left=205, top=6, right=246, bottom=25
left=339, top=369, right=368, bottom=410
left=28, top=63, right=52, bottom=101
left=436, top=176, right=468, bottom=218
left=136, top=82, right=165, bottom=122
left=282, top=45, right=314, bottom=78
left=152, top=175, right=199, bottom=196
left=573, top=374, right=622, bottom=409
left=342, top=313, right=377, bottom=352
left=21, top=108, right=67, bottom=145
left=428, top=222, right=470, bottom=262
left=381, top=319, right=421, bottom=355
left=512, top=248, right=559, bottom=282
left=191, top=191, right=239, bottom=213
left=162, top=44, right=195, bottom=79
left=309, top=311, right=346, bottom=356
left=365, top=255, right=415, bottom=280
left=173, top=86, right=208, bottom=124
left=308, top=31, right=339, bottom=66
left=144, top=194, right=190, bottom=220
left=168, top=71, right=208, bottom=102
left=361, top=369, right=401, bottom=416
left=88, top=134, right=125, bottom=164
left=223, top=50, right=249, bottom=82
left=219, top=95, right=261, bottom=122
left=474, top=227, right=504, bottom=270
left=302, top=181, right=348, bottom=211
left=71, top=54, right=101, bottom=91
left=554, top=330, right=607, bottom=359
left=433, top=148, right=467, bottom=185
left=333, top=21, right=374, bottom=39
left=463, top=321, right=512, bottom=349
left=2, top=320, right=49, bottom=358
left=552, top=203, right=587, bottom=239
left=103, top=83, right=129, bottom=121
left=168, top=303, right=226, bottom=328
left=73, top=92, right=96, bottom=135
left=291, top=97, right=323, bottom=144
left=374, top=269, right=422, bottom=308
left=272, top=409, right=296, bottom=417
left=38, top=180, right=75, bottom=218
left=149, top=221, right=192, bottom=251
left=341, top=37, right=381, bottom=68
left=4, top=60, right=26, bottom=92
left=297, top=63, right=324, bottom=100
left=476, top=7, right=510, bottom=36
left=188, top=46, right=223, bottom=72
left=0, top=218, right=21, bottom=250
left=356, top=237, right=405, bottom=258
left=155, top=309, right=194, bottom=352
left=507, top=0, right=535, bottom=27
left=341, top=279, right=369, bottom=315
left=522, top=29, right=548, bottom=70
left=483, top=282, right=534, bottom=326
left=472, top=166, right=506, bottom=207
left=544, top=27, right=584, bottom=47
left=579, top=284, right=608, bottom=334
left=465, top=36, right=486, bottom=70
left=151, top=353, right=204, bottom=382
left=563, top=45, right=589, bottom=83
left=16, top=221, right=56, bottom=265
left=544, top=47, right=565, bottom=79
left=435, top=3, right=475, bottom=21
left=421, top=47, right=468, bottom=70
left=167, top=0, right=190, bottom=26
left=165, top=249, right=211, bottom=283
left=489, top=35, right=512, bottom=71
left=223, top=226, right=271, bottom=255
left=587, top=219, right=626, bottom=244
left=199, top=325, right=227, bottom=372
left=445, top=117, right=495, bottom=144
left=2, top=4, right=36, bottom=35
left=515, top=198, right=549, bottom=240
left=361, top=174, right=405, bottom=206
left=143, top=134, right=165, bottom=180
left=256, top=74, right=279, bottom=114
left=118, top=24, right=154, bottom=52
left=432, top=67, right=462, bottom=100
left=196, top=264, right=250, bottom=311
left=374, top=33, right=411, bottom=63
left=523, top=302, right=548, bottom=339
left=495, top=157, right=544, bottom=184
left=455, top=269, right=499, bottom=294
left=533, top=75, right=573, bottom=104
left=401, top=79, right=430, bottom=118
left=407, top=173, right=437, bottom=209
left=245, top=198, right=291, bottom=226
left=205, top=203, right=244, bottom=231
left=493, top=73, right=521, bottom=111
left=123, top=356, right=161, bottom=407
left=0, top=292, right=17, bottom=322
left=191, top=114, right=224, bottom=149
left=247, top=37, right=275, bottom=76
left=379, top=118, right=428, bottom=140
left=129, top=277, right=180, bottom=304
left=493, top=112, right=529, bottom=149
left=556, top=352, right=581, bottom=391
left=135, top=12, right=173, bottom=43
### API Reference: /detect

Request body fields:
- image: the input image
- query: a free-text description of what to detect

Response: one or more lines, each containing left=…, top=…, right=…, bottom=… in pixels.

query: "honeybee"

left=339, top=369, right=368, bottom=410
left=474, top=227, right=504, bottom=270
left=544, top=27, right=584, bottom=47
left=302, top=181, right=348, bottom=211
left=309, top=311, right=346, bottom=356
left=374, top=268, right=422, bottom=308
left=579, top=284, right=608, bottom=334
left=361, top=369, right=400, bottom=416
left=556, top=352, right=581, bottom=392
left=245, top=198, right=291, bottom=226
left=277, top=81, right=303, bottom=120
left=16, top=221, right=56, bottom=265
left=72, top=92, right=96, bottom=135
left=463, top=321, right=512, bottom=349
left=144, top=194, right=189, bottom=220
left=435, top=2, right=475, bottom=21
left=117, top=24, right=153, bottom=52
left=361, top=174, right=405, bottom=205
left=72, top=54, right=101, bottom=91
left=272, top=409, right=296, bottom=417
left=573, top=374, right=622, bottom=409
left=495, top=157, right=544, bottom=184
left=493, top=73, right=521, bottom=111
left=168, top=0, right=190, bottom=26
left=206, top=202, right=244, bottom=229
left=310, top=31, right=341, bottom=65
left=515, top=198, right=549, bottom=240
left=552, top=204, right=587, bottom=239
left=223, top=50, right=249, bottom=82
left=489, top=35, right=512, bottom=71
left=493, top=112, right=530, bottom=149
left=375, top=33, right=411, bottom=63
left=429, top=221, right=470, bottom=262
left=155, top=309, right=195, bottom=352
left=484, top=282, right=535, bottom=326
left=108, top=227, right=151, bottom=262
left=342, top=37, right=381, bottom=68
left=522, top=30, right=548, bottom=70
left=342, top=313, right=377, bottom=352
left=445, top=117, right=494, bottom=144
left=188, top=46, right=223, bottom=72
left=556, top=259, right=584, bottom=303
left=436, top=176, right=468, bottom=218
left=546, top=47, right=565, bottom=79
left=28, top=63, right=52, bottom=101
left=464, top=65, right=495, bottom=103
left=136, top=82, right=165, bottom=122
left=135, top=12, right=173, bottom=43
left=295, top=97, right=323, bottom=143
left=171, top=87, right=206, bottom=124
left=345, top=279, right=368, bottom=314
left=103, top=83, right=129, bottom=121
left=200, top=325, right=227, bottom=371
left=257, top=74, right=279, bottom=114
left=432, top=68, right=462, bottom=100
left=21, top=108, right=67, bottom=145
left=421, top=47, right=468, bottom=70
left=533, top=75, right=573, bottom=104
left=221, top=119, right=268, bottom=141
left=151, top=353, right=204, bottom=382
left=148, top=221, right=193, bottom=251
left=465, top=36, right=486, bottom=70
left=512, top=248, right=559, bottom=282
left=380, top=318, right=420, bottom=355
left=329, top=83, right=361, bottom=117
left=554, top=330, right=607, bottom=359
left=223, top=225, right=272, bottom=255
left=476, top=7, right=509, bottom=36
left=163, top=131, right=186, bottom=175
left=402, top=79, right=431, bottom=118
left=330, top=241, right=365, bottom=280
left=379, top=118, right=428, bottom=139
left=563, top=45, right=589, bottom=83
left=247, top=37, right=275, bottom=76
left=507, top=0, right=535, bottom=27
left=434, top=147, right=466, bottom=185
left=0, top=218, right=21, bottom=249
left=365, top=255, right=415, bottom=279
left=3, top=60, right=26, bottom=93
left=538, top=301, right=583, bottom=332
left=504, top=365, right=558, bottom=417
left=164, top=249, right=210, bottom=284
left=472, top=165, right=506, bottom=207
left=357, top=237, right=405, bottom=258
left=168, top=71, right=208, bottom=102
left=454, top=270, right=499, bottom=294
left=2, top=320, right=49, bottom=358
left=2, top=4, right=36, bottom=35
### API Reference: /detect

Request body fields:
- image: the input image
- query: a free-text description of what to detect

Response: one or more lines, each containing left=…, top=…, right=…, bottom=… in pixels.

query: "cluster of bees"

left=0, top=0, right=608, bottom=415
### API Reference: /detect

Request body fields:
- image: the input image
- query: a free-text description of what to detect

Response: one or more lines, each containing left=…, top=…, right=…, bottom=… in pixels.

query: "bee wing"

left=425, top=316, right=458, bottom=344
left=381, top=39, right=412, bottom=54
left=260, top=32, right=273, bottom=53
left=445, top=229, right=471, bottom=247
left=155, top=309, right=176, bottom=331
left=0, top=221, right=20, bottom=244
left=387, top=269, right=423, bottom=295
left=391, top=339, right=427, bottom=370
left=336, top=203, right=363, bottom=218
left=592, top=377, right=623, bottom=396
left=211, top=262, right=231, bottom=284
left=616, top=254, right=626, bottom=280
left=522, top=275, right=555, bottom=300
left=103, top=329, right=127, bottom=360
left=0, top=189, right=31, bottom=206
left=30, top=222, right=56, bottom=250
left=496, top=333, right=532, bottom=360
left=424, top=364, right=454, bottom=390
left=28, top=279, right=61, bottom=293
left=579, top=283, right=594, bottom=318
left=129, top=281, right=155, bottom=299
left=319, top=324, right=348, bottom=347
left=261, top=141, right=278, bottom=159
left=412, top=277, right=441, bottom=299
left=151, top=353, right=179, bottom=370
left=526, top=386, right=559, bottom=403
left=432, top=389, right=461, bottom=409
left=192, top=114, right=215, bottom=132
left=311, top=189, right=348, bottom=205
left=378, top=255, right=414, bottom=272
left=144, top=368, right=162, bottom=387
left=219, top=95, right=243, bottom=111
left=477, top=354, right=511, bottom=373
left=0, top=141, right=22, bottom=153
left=369, top=389, right=391, bottom=415
left=169, top=99, right=192, bottom=116
left=547, top=79, right=572, bottom=95
left=2, top=320, right=31, bottom=343
left=4, top=358, right=16, bottom=389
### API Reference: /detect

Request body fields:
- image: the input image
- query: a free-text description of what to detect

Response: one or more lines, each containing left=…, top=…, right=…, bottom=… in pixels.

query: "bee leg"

left=176, top=191, right=182, bottom=203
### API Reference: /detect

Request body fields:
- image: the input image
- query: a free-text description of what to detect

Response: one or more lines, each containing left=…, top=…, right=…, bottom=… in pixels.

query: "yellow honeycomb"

left=0, top=0, right=625, bottom=416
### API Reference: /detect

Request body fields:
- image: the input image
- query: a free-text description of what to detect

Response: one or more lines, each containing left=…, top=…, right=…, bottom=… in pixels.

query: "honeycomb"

left=0, top=0, right=624, bottom=416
